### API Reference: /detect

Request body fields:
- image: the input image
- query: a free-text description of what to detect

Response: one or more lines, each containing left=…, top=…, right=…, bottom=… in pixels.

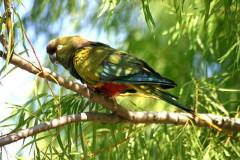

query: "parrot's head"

left=46, top=35, right=89, bottom=68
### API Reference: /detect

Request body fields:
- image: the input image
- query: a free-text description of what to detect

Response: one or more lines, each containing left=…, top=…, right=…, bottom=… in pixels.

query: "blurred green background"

left=0, top=0, right=239, bottom=159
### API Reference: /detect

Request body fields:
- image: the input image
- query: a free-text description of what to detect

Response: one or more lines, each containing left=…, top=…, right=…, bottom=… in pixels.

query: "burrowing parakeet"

left=46, top=35, right=193, bottom=114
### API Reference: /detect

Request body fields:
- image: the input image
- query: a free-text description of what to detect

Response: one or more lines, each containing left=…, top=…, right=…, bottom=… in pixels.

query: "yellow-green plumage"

left=73, top=46, right=143, bottom=85
left=73, top=46, right=108, bottom=84
left=46, top=35, right=194, bottom=113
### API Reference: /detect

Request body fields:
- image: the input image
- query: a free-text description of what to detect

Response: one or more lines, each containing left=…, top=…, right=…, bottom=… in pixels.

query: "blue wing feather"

left=100, top=53, right=177, bottom=89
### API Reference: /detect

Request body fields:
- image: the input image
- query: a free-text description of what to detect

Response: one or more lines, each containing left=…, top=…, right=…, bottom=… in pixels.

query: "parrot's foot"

left=83, top=84, right=95, bottom=99
left=109, top=96, right=118, bottom=110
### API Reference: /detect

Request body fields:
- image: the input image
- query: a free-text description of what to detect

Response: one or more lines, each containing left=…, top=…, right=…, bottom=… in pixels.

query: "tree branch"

left=0, top=51, right=240, bottom=147
left=0, top=111, right=239, bottom=146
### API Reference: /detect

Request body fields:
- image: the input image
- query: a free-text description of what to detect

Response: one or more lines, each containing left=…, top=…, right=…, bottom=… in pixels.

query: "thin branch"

left=22, top=28, right=62, bottom=117
left=0, top=111, right=239, bottom=146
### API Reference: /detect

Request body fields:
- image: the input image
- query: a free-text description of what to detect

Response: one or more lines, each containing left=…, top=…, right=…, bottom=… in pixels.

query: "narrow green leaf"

left=218, top=40, right=240, bottom=63
left=141, top=0, right=155, bottom=36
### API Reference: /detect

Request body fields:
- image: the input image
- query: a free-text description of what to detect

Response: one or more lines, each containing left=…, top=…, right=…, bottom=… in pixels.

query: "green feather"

left=100, top=53, right=176, bottom=89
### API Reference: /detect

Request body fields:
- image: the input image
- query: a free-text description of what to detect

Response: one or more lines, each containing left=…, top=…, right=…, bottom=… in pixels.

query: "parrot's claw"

left=83, top=84, right=95, bottom=99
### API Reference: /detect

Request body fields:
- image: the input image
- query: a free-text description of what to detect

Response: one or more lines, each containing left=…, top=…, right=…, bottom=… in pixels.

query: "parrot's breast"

left=96, top=82, right=129, bottom=96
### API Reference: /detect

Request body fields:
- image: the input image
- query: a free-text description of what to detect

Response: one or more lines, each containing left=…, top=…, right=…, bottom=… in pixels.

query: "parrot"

left=46, top=35, right=194, bottom=114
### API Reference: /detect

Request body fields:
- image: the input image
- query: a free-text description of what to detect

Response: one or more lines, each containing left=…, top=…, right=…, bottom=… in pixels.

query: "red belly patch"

left=97, top=82, right=129, bottom=96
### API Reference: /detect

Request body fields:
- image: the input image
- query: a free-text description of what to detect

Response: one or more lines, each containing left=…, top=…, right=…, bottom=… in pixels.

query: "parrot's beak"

left=46, top=44, right=58, bottom=65
left=49, top=52, right=59, bottom=65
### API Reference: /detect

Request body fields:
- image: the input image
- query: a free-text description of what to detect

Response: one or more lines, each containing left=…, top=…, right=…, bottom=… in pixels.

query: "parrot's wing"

left=90, top=41, right=111, bottom=48
left=100, top=53, right=177, bottom=89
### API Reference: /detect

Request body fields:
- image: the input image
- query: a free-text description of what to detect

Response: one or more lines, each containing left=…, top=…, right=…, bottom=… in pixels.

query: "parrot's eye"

left=57, top=45, right=64, bottom=51
left=46, top=45, right=56, bottom=55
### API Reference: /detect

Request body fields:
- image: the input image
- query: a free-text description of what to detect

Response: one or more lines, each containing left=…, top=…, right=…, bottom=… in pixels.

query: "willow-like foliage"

left=0, top=0, right=239, bottom=159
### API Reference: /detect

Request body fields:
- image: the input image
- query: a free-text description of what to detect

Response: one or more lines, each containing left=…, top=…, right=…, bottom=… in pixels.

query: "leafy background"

left=0, top=0, right=239, bottom=159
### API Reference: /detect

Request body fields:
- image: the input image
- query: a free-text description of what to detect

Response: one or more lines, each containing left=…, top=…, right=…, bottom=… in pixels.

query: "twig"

left=23, top=29, right=62, bottom=117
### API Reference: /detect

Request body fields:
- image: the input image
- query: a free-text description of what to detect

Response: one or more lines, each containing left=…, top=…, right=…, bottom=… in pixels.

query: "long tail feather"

left=152, top=88, right=194, bottom=114
left=132, top=85, right=229, bottom=136
left=150, top=87, right=224, bottom=131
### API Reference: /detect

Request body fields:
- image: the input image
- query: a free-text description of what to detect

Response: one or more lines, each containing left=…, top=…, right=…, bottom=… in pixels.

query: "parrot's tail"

left=139, top=85, right=194, bottom=114
left=133, top=84, right=224, bottom=132
left=150, top=87, right=225, bottom=132
left=154, top=89, right=194, bottom=114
